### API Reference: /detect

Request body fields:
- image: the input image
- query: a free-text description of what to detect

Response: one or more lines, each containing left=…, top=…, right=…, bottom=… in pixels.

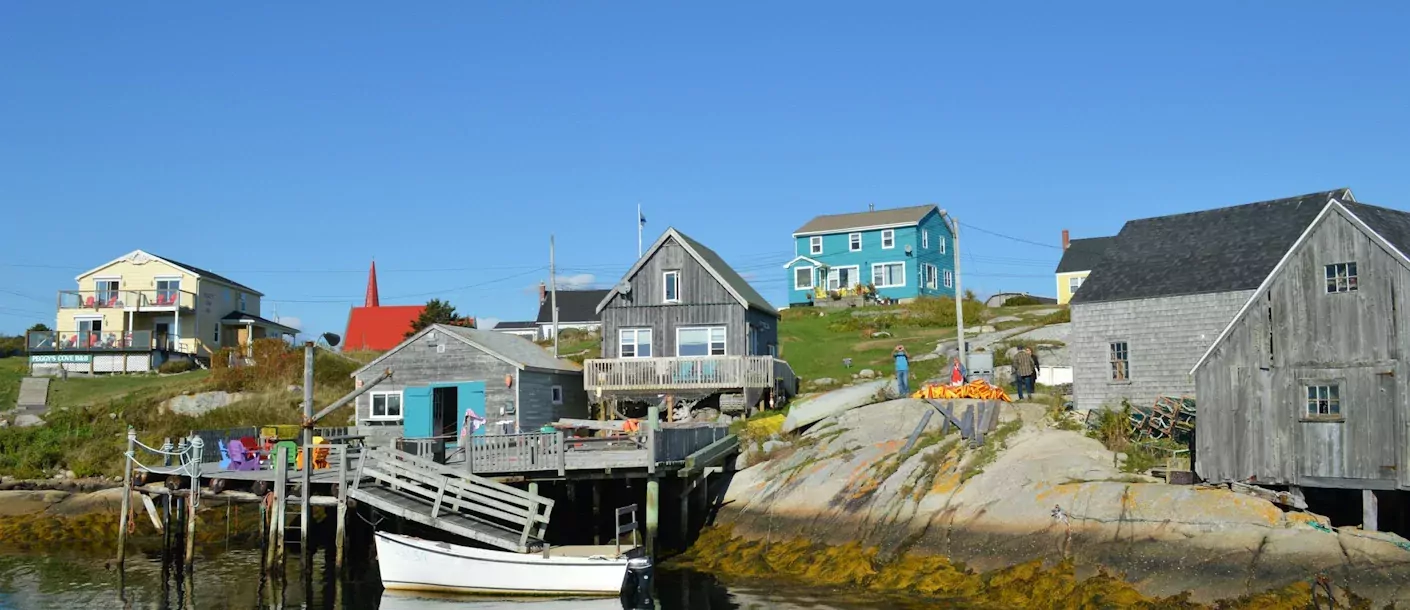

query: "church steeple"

left=365, top=260, right=380, bottom=307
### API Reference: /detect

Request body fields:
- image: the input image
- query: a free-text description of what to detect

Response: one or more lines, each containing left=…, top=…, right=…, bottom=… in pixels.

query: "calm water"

left=0, top=550, right=944, bottom=610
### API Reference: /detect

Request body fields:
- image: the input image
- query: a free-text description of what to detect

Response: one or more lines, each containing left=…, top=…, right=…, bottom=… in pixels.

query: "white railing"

left=584, top=355, right=787, bottom=391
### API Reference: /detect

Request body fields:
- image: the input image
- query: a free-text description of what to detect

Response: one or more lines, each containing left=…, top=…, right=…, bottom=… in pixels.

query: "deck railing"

left=584, top=355, right=791, bottom=391
left=467, top=432, right=566, bottom=474
left=26, top=330, right=182, bottom=352
left=57, top=289, right=196, bottom=311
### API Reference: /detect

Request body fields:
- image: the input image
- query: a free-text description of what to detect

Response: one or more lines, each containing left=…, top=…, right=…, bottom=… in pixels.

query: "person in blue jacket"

left=893, top=345, right=911, bottom=396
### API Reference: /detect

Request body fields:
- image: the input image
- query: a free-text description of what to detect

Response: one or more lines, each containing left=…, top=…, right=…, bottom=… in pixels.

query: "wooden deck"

left=418, top=424, right=734, bottom=477
left=583, top=356, right=795, bottom=393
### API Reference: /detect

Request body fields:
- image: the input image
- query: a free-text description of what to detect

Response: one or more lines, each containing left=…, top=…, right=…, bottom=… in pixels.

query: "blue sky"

left=3, top=3, right=1409, bottom=336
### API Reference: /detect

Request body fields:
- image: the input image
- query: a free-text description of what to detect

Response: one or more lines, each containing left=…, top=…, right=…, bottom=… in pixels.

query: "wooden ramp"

left=349, top=448, right=554, bottom=553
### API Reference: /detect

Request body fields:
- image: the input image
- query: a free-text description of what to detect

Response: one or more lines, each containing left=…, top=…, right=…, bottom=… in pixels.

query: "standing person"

left=1027, top=346, right=1041, bottom=394
left=1011, top=345, right=1035, bottom=400
left=893, top=345, right=911, bottom=397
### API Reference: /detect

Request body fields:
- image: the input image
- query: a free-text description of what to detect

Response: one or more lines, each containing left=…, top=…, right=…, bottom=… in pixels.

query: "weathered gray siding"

left=745, top=308, right=780, bottom=356
left=601, top=236, right=773, bottom=357
left=1196, top=211, right=1409, bottom=489
left=1071, top=290, right=1252, bottom=411
left=517, top=369, right=589, bottom=430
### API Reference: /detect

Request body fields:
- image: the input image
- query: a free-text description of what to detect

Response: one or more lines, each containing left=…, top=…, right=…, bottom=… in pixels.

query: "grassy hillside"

left=0, top=358, right=25, bottom=411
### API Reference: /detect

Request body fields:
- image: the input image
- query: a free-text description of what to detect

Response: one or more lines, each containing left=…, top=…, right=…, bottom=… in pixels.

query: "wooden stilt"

left=335, top=444, right=348, bottom=573
left=592, top=482, right=602, bottom=545
left=646, top=476, right=659, bottom=557
left=678, top=477, right=691, bottom=551
left=1364, top=489, right=1379, bottom=532
left=185, top=438, right=202, bottom=568
left=274, top=445, right=289, bottom=572
left=117, top=428, right=136, bottom=571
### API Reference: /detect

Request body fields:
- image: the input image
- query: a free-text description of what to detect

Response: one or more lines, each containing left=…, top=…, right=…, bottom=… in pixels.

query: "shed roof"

left=351, top=323, right=580, bottom=378
left=493, top=320, right=539, bottom=330
left=1071, top=189, right=1354, bottom=304
left=1054, top=236, right=1116, bottom=273
left=535, top=289, right=610, bottom=324
left=793, top=204, right=937, bottom=236
left=596, top=227, right=778, bottom=316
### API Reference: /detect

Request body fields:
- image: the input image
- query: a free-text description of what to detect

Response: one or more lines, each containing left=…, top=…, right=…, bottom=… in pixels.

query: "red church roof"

left=342, top=305, right=424, bottom=352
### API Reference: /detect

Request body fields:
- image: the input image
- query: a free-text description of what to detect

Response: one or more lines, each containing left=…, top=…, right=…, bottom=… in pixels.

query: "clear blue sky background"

left=3, top=3, right=1409, bottom=337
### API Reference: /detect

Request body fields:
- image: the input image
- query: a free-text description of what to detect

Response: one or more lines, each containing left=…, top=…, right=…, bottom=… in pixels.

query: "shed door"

left=403, top=387, right=434, bottom=439
left=1297, top=366, right=1398, bottom=481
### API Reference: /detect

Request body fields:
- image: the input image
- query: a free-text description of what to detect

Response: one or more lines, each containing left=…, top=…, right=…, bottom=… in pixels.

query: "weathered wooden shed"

left=351, top=324, right=587, bottom=445
left=1192, top=195, right=1410, bottom=528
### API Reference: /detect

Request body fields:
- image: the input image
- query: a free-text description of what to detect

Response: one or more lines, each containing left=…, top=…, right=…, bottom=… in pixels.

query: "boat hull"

left=374, top=531, right=631, bottom=596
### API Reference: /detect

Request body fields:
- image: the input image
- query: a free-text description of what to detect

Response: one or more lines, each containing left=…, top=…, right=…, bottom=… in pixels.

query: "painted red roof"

left=342, top=305, right=424, bottom=352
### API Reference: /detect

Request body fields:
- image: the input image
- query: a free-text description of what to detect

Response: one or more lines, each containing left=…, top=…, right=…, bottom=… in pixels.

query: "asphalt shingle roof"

left=1345, top=201, right=1410, bottom=257
left=1071, top=189, right=1354, bottom=304
left=439, top=325, right=581, bottom=372
left=151, top=254, right=261, bottom=294
left=673, top=230, right=778, bottom=316
left=793, top=204, right=937, bottom=235
left=536, top=289, right=610, bottom=324
left=493, top=320, right=539, bottom=330
left=1055, top=236, right=1116, bottom=273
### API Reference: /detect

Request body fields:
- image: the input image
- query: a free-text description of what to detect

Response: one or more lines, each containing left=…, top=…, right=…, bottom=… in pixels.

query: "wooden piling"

left=117, top=428, right=136, bottom=570
left=184, top=437, right=202, bottom=567
left=273, top=444, right=289, bottom=572
left=300, top=342, right=314, bottom=570
left=678, top=477, right=691, bottom=551
left=335, top=444, right=348, bottom=572
left=645, top=476, right=659, bottom=557
left=1364, top=489, right=1379, bottom=532
left=591, top=483, right=602, bottom=545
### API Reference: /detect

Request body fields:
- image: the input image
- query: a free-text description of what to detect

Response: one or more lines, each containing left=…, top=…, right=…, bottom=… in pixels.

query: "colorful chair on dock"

left=274, top=440, right=298, bottom=467
left=227, top=440, right=261, bottom=471
left=217, top=442, right=232, bottom=469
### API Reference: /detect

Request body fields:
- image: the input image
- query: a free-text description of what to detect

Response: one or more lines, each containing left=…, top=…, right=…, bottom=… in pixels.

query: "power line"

left=0, top=289, right=50, bottom=304
left=959, top=222, right=1061, bottom=250
left=265, top=266, right=548, bottom=304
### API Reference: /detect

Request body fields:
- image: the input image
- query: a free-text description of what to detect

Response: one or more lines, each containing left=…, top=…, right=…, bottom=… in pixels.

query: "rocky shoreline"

left=699, top=396, right=1410, bottom=607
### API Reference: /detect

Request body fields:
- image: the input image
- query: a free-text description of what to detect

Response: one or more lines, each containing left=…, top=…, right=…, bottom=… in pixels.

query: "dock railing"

left=652, top=425, right=731, bottom=464
left=467, top=432, right=566, bottom=475
left=584, top=355, right=792, bottom=392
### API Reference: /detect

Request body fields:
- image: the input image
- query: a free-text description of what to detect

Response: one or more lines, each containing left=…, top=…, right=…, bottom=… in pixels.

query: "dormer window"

left=881, top=230, right=895, bottom=249
left=1325, top=262, right=1357, bottom=293
left=809, top=236, right=823, bottom=255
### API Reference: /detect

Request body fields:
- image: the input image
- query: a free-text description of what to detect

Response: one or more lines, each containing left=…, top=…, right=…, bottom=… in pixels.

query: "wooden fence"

left=584, top=356, right=785, bottom=391
left=467, top=432, right=566, bottom=475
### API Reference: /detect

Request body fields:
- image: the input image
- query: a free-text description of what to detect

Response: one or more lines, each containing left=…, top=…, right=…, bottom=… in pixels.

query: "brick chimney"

left=538, top=282, right=547, bottom=304
left=1062, top=229, right=1070, bottom=250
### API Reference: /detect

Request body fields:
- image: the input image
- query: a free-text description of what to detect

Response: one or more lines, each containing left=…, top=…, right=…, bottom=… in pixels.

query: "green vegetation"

left=780, top=296, right=983, bottom=386
left=538, top=329, right=601, bottom=364
left=156, top=359, right=197, bottom=374
left=1001, top=295, right=1044, bottom=307
left=959, top=419, right=1022, bottom=482
left=1037, top=306, right=1071, bottom=325
left=406, top=298, right=477, bottom=338
left=0, top=358, right=26, bottom=411
left=1085, top=402, right=1190, bottom=474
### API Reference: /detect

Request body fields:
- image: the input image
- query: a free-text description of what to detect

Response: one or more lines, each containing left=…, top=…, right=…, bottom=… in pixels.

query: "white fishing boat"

left=375, top=530, right=649, bottom=597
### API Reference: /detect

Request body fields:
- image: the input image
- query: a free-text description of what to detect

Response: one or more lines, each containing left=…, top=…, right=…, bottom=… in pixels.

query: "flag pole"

left=637, top=203, right=643, bottom=258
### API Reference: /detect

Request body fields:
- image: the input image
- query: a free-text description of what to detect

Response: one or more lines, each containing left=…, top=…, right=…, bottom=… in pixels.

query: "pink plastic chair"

left=85, top=296, right=95, bottom=307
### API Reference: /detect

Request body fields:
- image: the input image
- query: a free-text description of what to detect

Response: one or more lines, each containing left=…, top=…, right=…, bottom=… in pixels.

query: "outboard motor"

left=620, top=556, right=655, bottom=608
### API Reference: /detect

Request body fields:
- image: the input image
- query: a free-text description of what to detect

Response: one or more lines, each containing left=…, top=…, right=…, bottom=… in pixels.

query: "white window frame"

left=871, top=262, right=906, bottom=288
left=922, top=230, right=929, bottom=250
left=923, top=264, right=938, bottom=289
left=1110, top=342, right=1130, bottom=381
left=551, top=385, right=564, bottom=405
left=938, top=236, right=946, bottom=254
left=93, top=277, right=121, bottom=303
left=619, top=328, right=653, bottom=358
left=663, top=271, right=681, bottom=303
left=1069, top=276, right=1084, bottom=293
left=794, top=266, right=814, bottom=291
left=676, top=326, right=727, bottom=357
left=881, top=229, right=895, bottom=249
left=827, top=265, right=860, bottom=290
left=848, top=232, right=862, bottom=252
left=1325, top=262, right=1358, bottom=293
left=943, top=269, right=954, bottom=289
left=154, top=277, right=181, bottom=305
left=369, top=390, right=404, bottom=421
left=809, top=236, right=823, bottom=255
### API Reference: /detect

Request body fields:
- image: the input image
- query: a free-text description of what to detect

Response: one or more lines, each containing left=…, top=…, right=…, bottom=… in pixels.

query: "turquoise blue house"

left=784, top=204, right=956, bottom=306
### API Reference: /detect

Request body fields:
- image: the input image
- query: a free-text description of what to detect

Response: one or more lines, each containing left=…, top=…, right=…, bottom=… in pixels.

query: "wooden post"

left=678, top=477, right=691, bottom=551
left=117, top=427, right=136, bottom=570
left=335, top=444, right=348, bottom=573
left=1364, top=489, right=1379, bottom=532
left=646, top=476, right=659, bottom=557
left=184, top=437, right=202, bottom=567
left=592, top=483, right=602, bottom=545
left=300, top=342, right=314, bottom=569
left=274, top=444, right=289, bottom=572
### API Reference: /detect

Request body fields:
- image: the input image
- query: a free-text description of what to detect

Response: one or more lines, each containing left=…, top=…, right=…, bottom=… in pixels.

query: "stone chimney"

left=538, top=282, right=547, bottom=304
left=1062, top=229, right=1070, bottom=250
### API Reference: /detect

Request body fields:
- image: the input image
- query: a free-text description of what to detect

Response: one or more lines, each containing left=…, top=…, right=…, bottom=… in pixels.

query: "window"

left=924, top=264, right=938, bottom=289
left=794, top=267, right=814, bottom=291
left=810, top=236, right=823, bottom=255
left=1069, top=276, right=1084, bottom=293
left=849, top=233, right=862, bottom=251
left=1305, top=384, right=1341, bottom=418
left=1325, top=262, right=1358, bottom=293
left=213, top=324, right=220, bottom=344
left=155, top=278, right=180, bottom=305
left=551, top=385, right=564, bottom=405
left=1110, top=342, right=1129, bottom=381
left=922, top=230, right=929, bottom=249
left=238, top=293, right=247, bottom=312
left=678, top=326, right=726, bottom=357
left=938, top=237, right=946, bottom=254
left=943, top=269, right=954, bottom=288
left=827, top=266, right=858, bottom=290
left=94, top=279, right=119, bottom=305
left=872, top=262, right=905, bottom=288
left=371, top=391, right=403, bottom=420
left=663, top=271, right=680, bottom=303
left=620, top=328, right=653, bottom=358
left=881, top=229, right=895, bottom=249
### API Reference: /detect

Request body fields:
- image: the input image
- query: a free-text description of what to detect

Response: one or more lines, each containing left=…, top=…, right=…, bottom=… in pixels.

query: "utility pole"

left=941, top=210, right=965, bottom=366
left=637, top=203, right=643, bottom=258
left=550, top=235, right=559, bottom=357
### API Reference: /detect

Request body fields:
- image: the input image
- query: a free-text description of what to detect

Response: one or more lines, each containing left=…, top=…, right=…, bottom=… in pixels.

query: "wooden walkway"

left=438, top=424, right=734, bottom=478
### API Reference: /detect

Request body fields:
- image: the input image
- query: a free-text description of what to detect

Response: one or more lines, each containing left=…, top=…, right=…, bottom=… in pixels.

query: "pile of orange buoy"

left=911, top=379, right=1012, bottom=402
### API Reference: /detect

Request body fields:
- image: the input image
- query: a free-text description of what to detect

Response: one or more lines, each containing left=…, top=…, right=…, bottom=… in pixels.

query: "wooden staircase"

left=348, top=448, right=554, bottom=553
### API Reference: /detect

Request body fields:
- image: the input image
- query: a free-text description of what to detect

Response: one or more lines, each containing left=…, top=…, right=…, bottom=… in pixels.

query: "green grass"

left=537, top=331, right=601, bottom=364
left=47, top=369, right=211, bottom=409
left=780, top=298, right=983, bottom=385
left=0, top=358, right=26, bottom=411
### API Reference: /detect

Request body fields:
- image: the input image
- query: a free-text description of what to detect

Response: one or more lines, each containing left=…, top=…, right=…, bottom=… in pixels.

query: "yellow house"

left=1054, top=232, right=1115, bottom=305
left=29, top=250, right=298, bottom=373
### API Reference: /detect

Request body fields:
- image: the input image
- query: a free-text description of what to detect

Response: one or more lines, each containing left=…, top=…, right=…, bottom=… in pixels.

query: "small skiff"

left=374, top=531, right=644, bottom=596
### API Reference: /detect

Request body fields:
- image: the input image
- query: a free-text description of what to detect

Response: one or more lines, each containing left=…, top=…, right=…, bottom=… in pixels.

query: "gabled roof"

left=1055, top=236, right=1116, bottom=274
left=221, top=311, right=300, bottom=335
left=78, top=250, right=263, bottom=295
left=351, top=323, right=581, bottom=377
left=793, top=204, right=937, bottom=236
left=342, top=304, right=425, bottom=352
left=781, top=255, right=825, bottom=269
left=597, top=228, right=778, bottom=316
left=536, top=289, right=610, bottom=324
left=493, top=320, right=539, bottom=330
left=1191, top=196, right=1410, bottom=374
left=1071, top=189, right=1355, bottom=304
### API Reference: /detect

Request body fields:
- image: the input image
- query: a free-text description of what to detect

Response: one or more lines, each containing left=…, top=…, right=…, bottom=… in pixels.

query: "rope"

left=133, top=439, right=188, bottom=456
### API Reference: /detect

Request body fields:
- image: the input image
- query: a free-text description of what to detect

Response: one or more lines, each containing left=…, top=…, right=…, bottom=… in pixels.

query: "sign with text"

left=30, top=354, right=93, bottom=364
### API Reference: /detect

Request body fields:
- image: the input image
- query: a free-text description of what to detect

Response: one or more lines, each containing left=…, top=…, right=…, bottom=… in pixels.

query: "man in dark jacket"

left=1012, top=346, right=1035, bottom=400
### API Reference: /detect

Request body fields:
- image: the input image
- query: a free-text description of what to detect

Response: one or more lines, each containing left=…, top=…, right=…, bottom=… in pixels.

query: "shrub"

left=157, top=360, right=196, bottom=374
left=1003, top=295, right=1043, bottom=307
left=1038, top=307, right=1071, bottom=325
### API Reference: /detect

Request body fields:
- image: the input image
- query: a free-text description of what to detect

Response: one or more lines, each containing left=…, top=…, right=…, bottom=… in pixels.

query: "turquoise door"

left=455, top=381, right=487, bottom=438
left=403, top=386, right=434, bottom=439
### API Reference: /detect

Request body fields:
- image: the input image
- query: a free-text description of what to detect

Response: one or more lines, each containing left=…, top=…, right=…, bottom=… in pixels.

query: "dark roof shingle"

left=1072, top=189, right=1353, bottom=304
left=673, top=230, right=777, bottom=315
left=1055, top=236, right=1116, bottom=273
left=1345, top=201, right=1410, bottom=257
left=151, top=254, right=261, bottom=294
left=493, top=320, right=539, bottom=330
left=536, top=289, right=610, bottom=324
left=793, top=205, right=937, bottom=235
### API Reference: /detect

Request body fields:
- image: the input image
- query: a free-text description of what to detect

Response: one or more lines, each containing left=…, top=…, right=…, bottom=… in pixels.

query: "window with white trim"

left=881, top=229, right=895, bottom=249
left=551, top=385, right=564, bottom=405
left=370, top=391, right=403, bottom=420
left=1069, top=276, right=1084, bottom=293
left=1110, top=342, right=1129, bottom=381
left=1305, top=384, right=1341, bottom=418
left=663, top=271, right=680, bottom=303
left=1325, top=262, right=1357, bottom=293
left=923, top=264, right=938, bottom=289
left=872, top=262, right=905, bottom=288
left=809, top=236, right=822, bottom=255
left=794, top=267, right=814, bottom=291
left=943, top=269, right=954, bottom=288
left=678, top=326, right=726, bottom=357
left=922, top=230, right=929, bottom=249
left=938, top=237, right=946, bottom=254
left=849, top=233, right=861, bottom=251
left=620, top=328, right=653, bottom=358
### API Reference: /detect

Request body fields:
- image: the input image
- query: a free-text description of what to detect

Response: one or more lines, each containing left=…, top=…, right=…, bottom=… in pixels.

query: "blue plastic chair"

left=217, top=440, right=232, bottom=469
